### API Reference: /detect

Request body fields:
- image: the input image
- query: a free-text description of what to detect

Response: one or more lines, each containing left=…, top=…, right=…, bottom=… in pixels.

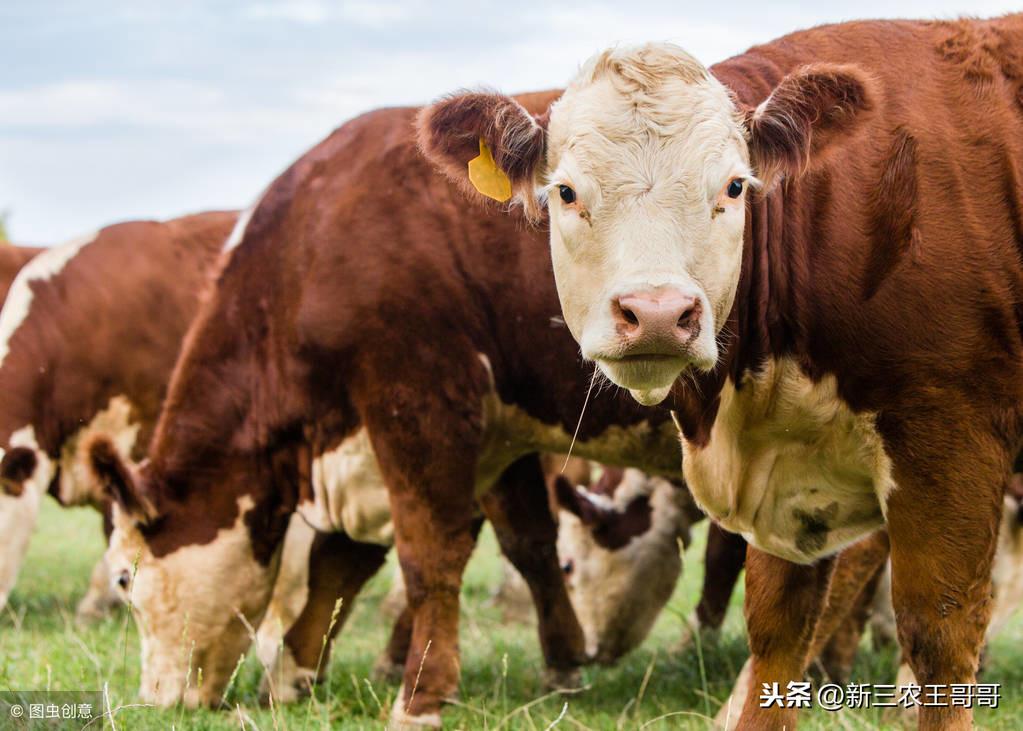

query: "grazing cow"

left=81, top=97, right=752, bottom=727
left=0, top=213, right=236, bottom=616
left=253, top=456, right=731, bottom=703
left=421, top=15, right=1023, bottom=729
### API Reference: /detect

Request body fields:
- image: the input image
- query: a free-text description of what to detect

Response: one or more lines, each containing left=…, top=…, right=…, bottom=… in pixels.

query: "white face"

left=105, top=497, right=280, bottom=707
left=544, top=47, right=752, bottom=405
left=556, top=470, right=684, bottom=663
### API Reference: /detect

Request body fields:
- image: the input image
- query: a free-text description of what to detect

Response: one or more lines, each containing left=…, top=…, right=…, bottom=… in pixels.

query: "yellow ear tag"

left=468, top=138, right=513, bottom=202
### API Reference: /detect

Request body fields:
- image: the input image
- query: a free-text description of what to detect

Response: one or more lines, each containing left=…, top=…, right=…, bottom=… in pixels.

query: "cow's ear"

left=85, top=436, right=157, bottom=524
left=746, top=63, right=875, bottom=187
left=417, top=91, right=548, bottom=220
left=554, top=475, right=611, bottom=527
left=0, top=447, right=37, bottom=496
left=1009, top=474, right=1023, bottom=524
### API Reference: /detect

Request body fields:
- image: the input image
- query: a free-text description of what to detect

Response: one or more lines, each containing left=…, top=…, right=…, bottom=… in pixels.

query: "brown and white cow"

left=0, top=213, right=235, bottom=615
left=422, top=15, right=1023, bottom=729
left=81, top=98, right=760, bottom=727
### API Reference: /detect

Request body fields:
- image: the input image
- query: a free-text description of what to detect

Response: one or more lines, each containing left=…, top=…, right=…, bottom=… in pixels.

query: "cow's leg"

left=479, top=455, right=587, bottom=687
left=679, top=524, right=745, bottom=651
left=810, top=531, right=890, bottom=683
left=263, top=531, right=388, bottom=703
left=723, top=547, right=834, bottom=730
left=373, top=517, right=485, bottom=684
left=886, top=437, right=1006, bottom=731
left=376, top=454, right=478, bottom=729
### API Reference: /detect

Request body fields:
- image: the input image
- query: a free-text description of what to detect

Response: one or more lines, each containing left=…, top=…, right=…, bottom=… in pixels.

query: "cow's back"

left=0, top=246, right=42, bottom=302
left=0, top=211, right=237, bottom=459
left=217, top=99, right=672, bottom=467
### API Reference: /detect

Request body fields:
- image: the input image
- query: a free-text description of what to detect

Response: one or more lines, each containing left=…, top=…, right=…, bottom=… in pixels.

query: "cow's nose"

left=613, top=288, right=700, bottom=347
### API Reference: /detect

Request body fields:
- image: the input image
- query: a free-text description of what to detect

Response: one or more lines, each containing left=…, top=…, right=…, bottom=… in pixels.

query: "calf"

left=0, top=213, right=235, bottom=614
left=84, top=98, right=736, bottom=727
left=422, top=15, right=1023, bottom=729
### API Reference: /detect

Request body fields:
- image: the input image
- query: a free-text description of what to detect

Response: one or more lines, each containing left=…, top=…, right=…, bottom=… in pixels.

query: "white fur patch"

left=989, top=495, right=1023, bottom=636
left=0, top=232, right=97, bottom=368
left=256, top=514, right=316, bottom=677
left=299, top=429, right=393, bottom=545
left=476, top=390, right=682, bottom=493
left=57, top=395, right=141, bottom=506
left=223, top=189, right=266, bottom=251
left=0, top=425, right=54, bottom=612
left=682, top=358, right=889, bottom=563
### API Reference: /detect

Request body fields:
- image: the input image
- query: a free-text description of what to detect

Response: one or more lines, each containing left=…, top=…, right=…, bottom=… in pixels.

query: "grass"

left=2, top=500, right=1021, bottom=730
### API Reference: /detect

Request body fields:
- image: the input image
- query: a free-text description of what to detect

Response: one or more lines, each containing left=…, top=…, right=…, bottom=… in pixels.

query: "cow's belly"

left=298, top=368, right=680, bottom=544
left=299, top=429, right=393, bottom=545
left=474, top=354, right=681, bottom=492
left=682, top=358, right=892, bottom=564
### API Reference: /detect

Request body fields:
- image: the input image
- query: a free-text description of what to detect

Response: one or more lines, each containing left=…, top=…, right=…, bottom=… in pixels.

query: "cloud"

left=240, top=0, right=418, bottom=27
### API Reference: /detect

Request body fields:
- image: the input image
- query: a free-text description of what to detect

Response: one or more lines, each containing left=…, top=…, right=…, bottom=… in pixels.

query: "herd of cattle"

left=3, top=13, right=1023, bottom=730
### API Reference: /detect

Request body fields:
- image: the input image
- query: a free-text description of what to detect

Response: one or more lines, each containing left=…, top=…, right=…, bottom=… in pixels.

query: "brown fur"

left=0, top=245, right=42, bottom=301
left=0, top=213, right=236, bottom=487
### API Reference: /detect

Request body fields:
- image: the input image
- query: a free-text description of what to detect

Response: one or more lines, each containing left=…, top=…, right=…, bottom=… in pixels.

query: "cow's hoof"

left=388, top=693, right=442, bottom=729
left=542, top=666, right=583, bottom=692
left=671, top=615, right=720, bottom=655
left=259, top=663, right=316, bottom=706
left=371, top=653, right=405, bottom=684
left=74, top=604, right=113, bottom=625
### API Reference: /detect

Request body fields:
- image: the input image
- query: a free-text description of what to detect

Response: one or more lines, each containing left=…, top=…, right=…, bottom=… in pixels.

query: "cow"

left=420, top=15, right=1023, bottom=729
left=81, top=97, right=761, bottom=728
left=0, top=213, right=236, bottom=616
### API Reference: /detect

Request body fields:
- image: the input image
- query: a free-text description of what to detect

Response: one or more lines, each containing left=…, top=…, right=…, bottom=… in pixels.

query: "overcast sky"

left=1, top=1, right=1019, bottom=243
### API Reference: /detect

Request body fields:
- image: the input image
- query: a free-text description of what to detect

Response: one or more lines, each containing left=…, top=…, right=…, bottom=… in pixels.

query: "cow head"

left=87, top=436, right=288, bottom=708
left=554, top=467, right=689, bottom=663
left=420, top=44, right=873, bottom=404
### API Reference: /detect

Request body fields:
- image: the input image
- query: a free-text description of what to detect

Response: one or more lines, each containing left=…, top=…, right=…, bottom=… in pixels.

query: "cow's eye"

left=558, top=184, right=576, bottom=205
left=116, top=570, right=131, bottom=591
left=561, top=559, right=574, bottom=575
left=727, top=178, right=744, bottom=199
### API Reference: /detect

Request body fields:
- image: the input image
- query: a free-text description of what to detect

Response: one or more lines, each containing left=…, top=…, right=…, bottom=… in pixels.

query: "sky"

left=1, top=1, right=1020, bottom=244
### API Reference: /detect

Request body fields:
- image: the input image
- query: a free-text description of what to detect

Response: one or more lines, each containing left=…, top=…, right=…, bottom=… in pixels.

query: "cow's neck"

left=670, top=176, right=820, bottom=442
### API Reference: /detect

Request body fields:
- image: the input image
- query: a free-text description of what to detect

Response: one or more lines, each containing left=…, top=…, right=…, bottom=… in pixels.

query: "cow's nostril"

left=622, top=307, right=638, bottom=326
left=677, top=302, right=700, bottom=330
